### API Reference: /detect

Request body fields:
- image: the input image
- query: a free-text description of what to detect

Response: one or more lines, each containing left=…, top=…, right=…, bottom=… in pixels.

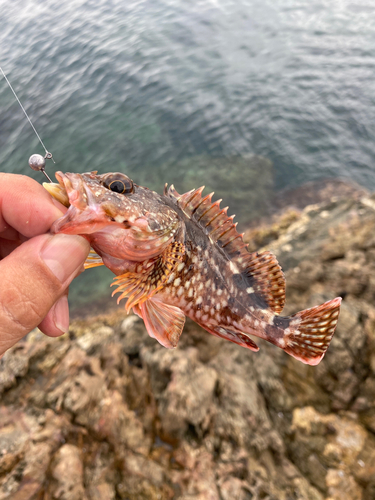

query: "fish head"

left=46, top=171, right=181, bottom=265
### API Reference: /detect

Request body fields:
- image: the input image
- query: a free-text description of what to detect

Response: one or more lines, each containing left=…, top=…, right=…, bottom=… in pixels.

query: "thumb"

left=0, top=233, right=90, bottom=356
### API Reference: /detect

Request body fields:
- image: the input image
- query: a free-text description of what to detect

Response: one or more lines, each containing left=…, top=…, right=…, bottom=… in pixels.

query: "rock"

left=120, top=314, right=150, bottom=354
left=87, top=483, right=116, bottom=500
left=290, top=406, right=374, bottom=495
left=0, top=343, right=30, bottom=394
left=77, top=325, right=114, bottom=352
left=142, top=347, right=218, bottom=440
left=84, top=442, right=117, bottom=500
left=219, top=477, right=249, bottom=500
left=49, top=444, right=87, bottom=500
left=326, top=469, right=362, bottom=500
left=86, top=390, right=148, bottom=454
left=0, top=409, right=67, bottom=499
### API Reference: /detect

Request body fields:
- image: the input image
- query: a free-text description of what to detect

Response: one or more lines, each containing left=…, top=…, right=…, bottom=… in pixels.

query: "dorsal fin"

left=167, top=185, right=286, bottom=314
left=241, top=251, right=285, bottom=314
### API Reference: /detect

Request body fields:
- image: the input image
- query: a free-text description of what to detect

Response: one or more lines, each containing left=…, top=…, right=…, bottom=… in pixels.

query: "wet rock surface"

left=1, top=181, right=375, bottom=499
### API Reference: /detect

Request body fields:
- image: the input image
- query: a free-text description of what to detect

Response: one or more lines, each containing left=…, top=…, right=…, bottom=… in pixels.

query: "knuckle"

left=0, top=295, right=43, bottom=334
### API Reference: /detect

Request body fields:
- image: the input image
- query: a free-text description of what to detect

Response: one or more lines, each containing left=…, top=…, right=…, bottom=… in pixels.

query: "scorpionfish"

left=45, top=171, right=341, bottom=365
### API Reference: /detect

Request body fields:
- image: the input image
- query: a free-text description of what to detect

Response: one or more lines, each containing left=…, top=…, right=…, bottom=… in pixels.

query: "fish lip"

left=44, top=171, right=89, bottom=210
left=49, top=172, right=113, bottom=235
left=43, top=181, right=70, bottom=207
left=56, top=172, right=90, bottom=210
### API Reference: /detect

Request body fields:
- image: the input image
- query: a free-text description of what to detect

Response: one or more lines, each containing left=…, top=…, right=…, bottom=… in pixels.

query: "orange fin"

left=133, top=297, right=185, bottom=348
left=111, top=242, right=185, bottom=312
left=203, top=326, right=259, bottom=352
left=282, top=297, right=342, bottom=366
left=84, top=248, right=104, bottom=269
left=167, top=186, right=285, bottom=313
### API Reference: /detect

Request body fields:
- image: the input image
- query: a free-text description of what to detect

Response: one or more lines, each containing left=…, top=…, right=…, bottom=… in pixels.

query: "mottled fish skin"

left=48, top=171, right=342, bottom=366
left=155, top=197, right=263, bottom=342
left=158, top=189, right=340, bottom=362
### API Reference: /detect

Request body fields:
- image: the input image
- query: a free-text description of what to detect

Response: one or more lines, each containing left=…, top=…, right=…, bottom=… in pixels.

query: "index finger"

left=0, top=173, right=66, bottom=238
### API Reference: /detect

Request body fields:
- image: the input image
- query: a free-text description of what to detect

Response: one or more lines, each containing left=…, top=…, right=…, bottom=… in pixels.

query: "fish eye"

left=103, top=174, right=134, bottom=195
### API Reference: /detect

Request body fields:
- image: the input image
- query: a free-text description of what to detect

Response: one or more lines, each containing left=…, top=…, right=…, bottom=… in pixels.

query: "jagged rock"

left=48, top=444, right=87, bottom=500
left=143, top=347, right=217, bottom=440
left=0, top=343, right=30, bottom=393
left=76, top=326, right=114, bottom=352
left=326, top=469, right=362, bottom=500
left=120, top=315, right=151, bottom=354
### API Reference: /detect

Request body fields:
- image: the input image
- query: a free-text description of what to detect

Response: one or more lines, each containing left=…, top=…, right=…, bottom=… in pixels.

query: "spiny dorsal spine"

left=167, top=185, right=286, bottom=314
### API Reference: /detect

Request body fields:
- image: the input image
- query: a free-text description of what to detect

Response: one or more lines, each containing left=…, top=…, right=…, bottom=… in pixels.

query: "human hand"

left=0, top=173, right=90, bottom=357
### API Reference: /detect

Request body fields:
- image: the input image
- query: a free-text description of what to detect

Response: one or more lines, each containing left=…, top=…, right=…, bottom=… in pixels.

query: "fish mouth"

left=43, top=180, right=70, bottom=208
left=44, top=171, right=88, bottom=210
left=45, top=172, right=117, bottom=235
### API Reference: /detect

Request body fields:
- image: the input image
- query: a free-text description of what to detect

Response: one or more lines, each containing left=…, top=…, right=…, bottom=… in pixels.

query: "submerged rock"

left=137, top=154, right=275, bottom=225
left=1, top=180, right=375, bottom=499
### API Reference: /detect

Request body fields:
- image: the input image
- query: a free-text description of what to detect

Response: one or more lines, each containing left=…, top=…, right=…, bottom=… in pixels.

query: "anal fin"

left=203, top=326, right=259, bottom=352
left=133, top=297, right=185, bottom=348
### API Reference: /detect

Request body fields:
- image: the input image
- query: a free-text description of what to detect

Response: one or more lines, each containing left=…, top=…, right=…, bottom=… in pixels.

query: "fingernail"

left=41, top=234, right=90, bottom=283
left=54, top=295, right=70, bottom=333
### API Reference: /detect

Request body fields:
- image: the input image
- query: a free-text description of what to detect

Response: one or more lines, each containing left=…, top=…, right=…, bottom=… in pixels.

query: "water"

left=1, top=0, right=375, bottom=311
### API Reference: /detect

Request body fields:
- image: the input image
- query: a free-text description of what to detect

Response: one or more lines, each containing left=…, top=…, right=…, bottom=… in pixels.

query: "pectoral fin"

left=133, top=297, right=185, bottom=348
left=84, top=248, right=104, bottom=269
left=111, top=241, right=185, bottom=312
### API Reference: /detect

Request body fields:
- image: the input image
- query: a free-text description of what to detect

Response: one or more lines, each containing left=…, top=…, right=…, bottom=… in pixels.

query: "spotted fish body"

left=47, top=171, right=341, bottom=366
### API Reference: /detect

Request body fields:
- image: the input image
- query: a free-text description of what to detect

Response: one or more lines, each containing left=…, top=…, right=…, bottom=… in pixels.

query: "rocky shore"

left=1, top=179, right=375, bottom=500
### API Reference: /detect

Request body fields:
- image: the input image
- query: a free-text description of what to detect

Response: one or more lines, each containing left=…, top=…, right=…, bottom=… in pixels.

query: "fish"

left=44, top=171, right=341, bottom=366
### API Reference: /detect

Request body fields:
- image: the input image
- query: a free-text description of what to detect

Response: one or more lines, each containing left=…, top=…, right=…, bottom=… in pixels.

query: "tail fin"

left=282, top=297, right=342, bottom=366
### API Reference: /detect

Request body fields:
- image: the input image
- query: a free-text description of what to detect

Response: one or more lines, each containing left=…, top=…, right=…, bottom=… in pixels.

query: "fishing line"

left=0, top=65, right=55, bottom=182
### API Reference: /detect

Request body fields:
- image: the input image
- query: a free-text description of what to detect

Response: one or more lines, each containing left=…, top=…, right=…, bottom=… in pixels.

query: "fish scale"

left=45, top=170, right=342, bottom=365
left=160, top=242, right=240, bottom=324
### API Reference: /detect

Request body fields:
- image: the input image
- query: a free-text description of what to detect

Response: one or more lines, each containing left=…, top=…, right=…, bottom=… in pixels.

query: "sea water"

left=1, top=0, right=374, bottom=311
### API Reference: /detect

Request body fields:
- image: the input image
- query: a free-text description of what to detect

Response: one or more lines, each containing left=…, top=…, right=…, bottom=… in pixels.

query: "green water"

left=1, top=0, right=375, bottom=312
